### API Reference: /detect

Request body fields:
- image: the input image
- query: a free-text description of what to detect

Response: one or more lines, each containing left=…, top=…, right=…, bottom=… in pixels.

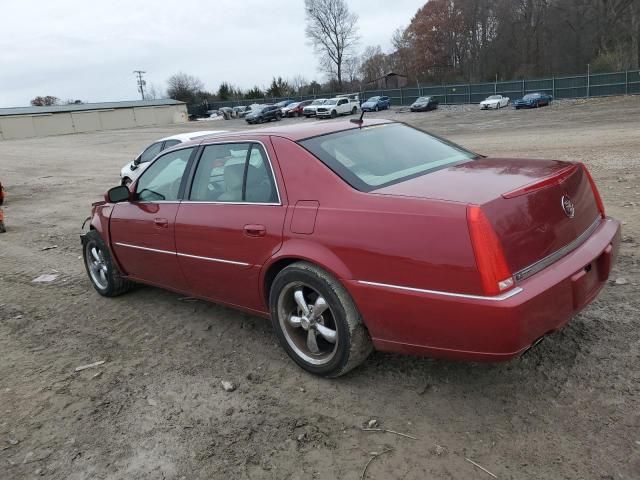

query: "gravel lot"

left=1, top=96, right=639, bottom=479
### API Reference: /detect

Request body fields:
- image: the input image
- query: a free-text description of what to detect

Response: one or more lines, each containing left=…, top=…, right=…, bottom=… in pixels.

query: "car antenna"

left=350, top=109, right=365, bottom=126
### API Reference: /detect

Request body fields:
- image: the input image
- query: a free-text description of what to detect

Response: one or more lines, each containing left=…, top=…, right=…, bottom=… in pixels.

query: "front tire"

left=83, top=230, right=133, bottom=297
left=270, top=262, right=373, bottom=377
left=374, top=105, right=379, bottom=112
left=330, top=110, right=337, bottom=118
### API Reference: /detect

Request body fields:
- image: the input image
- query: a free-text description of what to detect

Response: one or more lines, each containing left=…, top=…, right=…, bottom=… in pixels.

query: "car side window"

left=189, top=143, right=278, bottom=204
left=136, top=147, right=193, bottom=202
left=338, top=99, right=347, bottom=105
left=140, top=142, right=163, bottom=163
left=163, top=139, right=181, bottom=149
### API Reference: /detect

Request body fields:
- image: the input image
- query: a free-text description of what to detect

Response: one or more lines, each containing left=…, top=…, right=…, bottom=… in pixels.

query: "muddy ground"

left=1, top=96, right=638, bottom=479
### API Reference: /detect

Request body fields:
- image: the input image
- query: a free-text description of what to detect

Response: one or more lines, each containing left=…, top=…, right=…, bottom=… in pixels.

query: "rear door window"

left=189, top=143, right=278, bottom=204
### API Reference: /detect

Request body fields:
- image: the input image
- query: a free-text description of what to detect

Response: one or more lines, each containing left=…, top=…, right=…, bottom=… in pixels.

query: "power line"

left=133, top=70, right=146, bottom=100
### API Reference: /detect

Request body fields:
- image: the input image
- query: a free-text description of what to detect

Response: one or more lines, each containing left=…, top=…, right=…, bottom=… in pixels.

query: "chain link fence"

left=192, top=69, right=640, bottom=115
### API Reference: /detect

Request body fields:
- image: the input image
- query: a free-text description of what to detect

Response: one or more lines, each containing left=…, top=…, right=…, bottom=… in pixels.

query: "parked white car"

left=120, top=131, right=226, bottom=186
left=480, top=95, right=510, bottom=109
left=302, top=98, right=329, bottom=118
left=316, top=97, right=360, bottom=118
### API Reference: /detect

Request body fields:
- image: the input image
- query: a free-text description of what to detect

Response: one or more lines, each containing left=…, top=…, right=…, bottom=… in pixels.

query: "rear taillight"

left=467, top=205, right=514, bottom=296
left=581, top=163, right=605, bottom=218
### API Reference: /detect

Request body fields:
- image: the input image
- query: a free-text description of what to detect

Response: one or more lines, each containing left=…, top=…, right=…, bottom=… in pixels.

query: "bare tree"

left=30, top=96, right=59, bottom=106
left=360, top=45, right=390, bottom=83
left=291, top=74, right=308, bottom=94
left=145, top=83, right=162, bottom=100
left=166, top=72, right=204, bottom=103
left=343, top=55, right=361, bottom=86
left=304, top=0, right=359, bottom=88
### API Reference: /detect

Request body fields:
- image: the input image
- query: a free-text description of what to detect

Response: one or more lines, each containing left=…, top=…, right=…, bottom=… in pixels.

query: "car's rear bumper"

left=346, top=217, right=621, bottom=362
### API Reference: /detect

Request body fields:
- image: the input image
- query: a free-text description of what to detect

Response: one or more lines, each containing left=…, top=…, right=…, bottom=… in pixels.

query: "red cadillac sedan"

left=82, top=119, right=621, bottom=377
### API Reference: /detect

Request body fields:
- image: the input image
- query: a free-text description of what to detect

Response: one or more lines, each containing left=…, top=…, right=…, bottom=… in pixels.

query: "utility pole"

left=133, top=70, right=146, bottom=100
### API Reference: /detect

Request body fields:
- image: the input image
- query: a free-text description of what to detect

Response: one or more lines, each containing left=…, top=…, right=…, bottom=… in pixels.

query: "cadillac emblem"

left=561, top=195, right=575, bottom=218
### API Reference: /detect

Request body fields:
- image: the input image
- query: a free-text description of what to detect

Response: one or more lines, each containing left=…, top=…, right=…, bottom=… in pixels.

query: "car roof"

left=171, top=119, right=395, bottom=149
left=157, top=130, right=227, bottom=142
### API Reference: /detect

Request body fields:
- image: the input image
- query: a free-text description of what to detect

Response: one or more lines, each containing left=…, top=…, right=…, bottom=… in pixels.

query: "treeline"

left=166, top=0, right=640, bottom=104
left=380, top=0, right=640, bottom=84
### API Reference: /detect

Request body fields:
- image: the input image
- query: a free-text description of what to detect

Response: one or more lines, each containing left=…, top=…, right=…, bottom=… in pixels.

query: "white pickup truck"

left=316, top=97, right=360, bottom=118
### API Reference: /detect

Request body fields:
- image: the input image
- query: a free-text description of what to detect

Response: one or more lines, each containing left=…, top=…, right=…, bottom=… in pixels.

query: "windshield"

left=324, top=99, right=338, bottom=105
left=311, top=99, right=326, bottom=105
left=487, top=95, right=501, bottom=100
left=366, top=96, right=380, bottom=102
left=299, top=123, right=477, bottom=192
left=250, top=105, right=265, bottom=113
left=286, top=102, right=300, bottom=108
left=523, top=93, right=540, bottom=99
left=416, top=97, right=429, bottom=102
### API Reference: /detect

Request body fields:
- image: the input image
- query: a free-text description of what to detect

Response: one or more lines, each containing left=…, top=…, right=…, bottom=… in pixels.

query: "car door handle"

left=243, top=224, right=266, bottom=237
left=154, top=218, right=169, bottom=228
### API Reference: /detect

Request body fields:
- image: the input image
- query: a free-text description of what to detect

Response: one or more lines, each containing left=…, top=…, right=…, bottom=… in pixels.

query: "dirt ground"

left=1, top=96, right=638, bottom=480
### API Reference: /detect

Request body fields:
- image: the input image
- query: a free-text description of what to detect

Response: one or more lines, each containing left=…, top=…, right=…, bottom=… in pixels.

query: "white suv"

left=315, top=97, right=360, bottom=118
left=120, top=131, right=225, bottom=186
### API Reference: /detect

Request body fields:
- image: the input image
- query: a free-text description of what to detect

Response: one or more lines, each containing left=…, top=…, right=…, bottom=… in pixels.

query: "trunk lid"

left=372, top=157, right=601, bottom=275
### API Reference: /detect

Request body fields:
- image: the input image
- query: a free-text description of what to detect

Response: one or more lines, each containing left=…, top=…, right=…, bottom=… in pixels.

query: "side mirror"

left=106, top=185, right=131, bottom=203
left=133, top=155, right=142, bottom=166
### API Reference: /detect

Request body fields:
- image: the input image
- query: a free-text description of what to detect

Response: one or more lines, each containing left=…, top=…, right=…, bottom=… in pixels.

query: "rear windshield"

left=299, top=123, right=477, bottom=191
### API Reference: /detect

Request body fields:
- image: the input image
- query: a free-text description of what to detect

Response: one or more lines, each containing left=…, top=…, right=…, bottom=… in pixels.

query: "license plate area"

left=571, top=262, right=600, bottom=309
left=570, top=244, right=612, bottom=310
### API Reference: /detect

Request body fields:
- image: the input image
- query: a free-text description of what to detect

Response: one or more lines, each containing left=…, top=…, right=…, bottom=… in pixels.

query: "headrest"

left=224, top=163, right=244, bottom=190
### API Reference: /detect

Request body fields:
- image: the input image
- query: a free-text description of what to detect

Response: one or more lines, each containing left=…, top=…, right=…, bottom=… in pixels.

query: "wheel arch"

left=260, top=242, right=353, bottom=308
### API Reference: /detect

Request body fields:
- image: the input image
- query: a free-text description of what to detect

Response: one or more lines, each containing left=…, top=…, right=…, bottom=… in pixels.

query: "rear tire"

left=270, top=262, right=373, bottom=377
left=351, top=107, right=357, bottom=115
left=83, top=230, right=133, bottom=297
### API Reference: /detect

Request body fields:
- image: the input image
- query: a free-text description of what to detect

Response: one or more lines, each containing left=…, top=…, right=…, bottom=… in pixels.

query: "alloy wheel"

left=277, top=282, right=338, bottom=365
left=86, top=243, right=109, bottom=290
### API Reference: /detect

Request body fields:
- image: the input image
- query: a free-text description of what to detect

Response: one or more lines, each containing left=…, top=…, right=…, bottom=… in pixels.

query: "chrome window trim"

left=186, top=140, right=282, bottom=206
left=357, top=280, right=523, bottom=301
left=513, top=215, right=601, bottom=283
left=114, top=242, right=250, bottom=266
left=183, top=201, right=281, bottom=206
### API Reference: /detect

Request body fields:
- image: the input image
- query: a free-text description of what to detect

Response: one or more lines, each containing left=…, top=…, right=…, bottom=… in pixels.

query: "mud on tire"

left=269, top=261, right=373, bottom=377
left=82, top=230, right=133, bottom=297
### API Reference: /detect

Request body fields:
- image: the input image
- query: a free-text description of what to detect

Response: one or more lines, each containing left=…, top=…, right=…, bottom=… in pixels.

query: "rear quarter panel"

left=266, top=135, right=481, bottom=301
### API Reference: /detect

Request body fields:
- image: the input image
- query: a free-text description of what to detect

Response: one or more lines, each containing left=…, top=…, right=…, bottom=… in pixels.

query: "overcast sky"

left=0, top=0, right=425, bottom=107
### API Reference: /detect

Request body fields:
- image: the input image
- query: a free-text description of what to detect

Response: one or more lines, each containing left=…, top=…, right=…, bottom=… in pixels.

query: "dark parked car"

left=274, top=99, right=295, bottom=111
left=410, top=96, right=439, bottom=112
left=361, top=96, right=391, bottom=112
left=513, top=92, right=553, bottom=109
left=245, top=105, right=282, bottom=124
left=83, top=119, right=619, bottom=377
